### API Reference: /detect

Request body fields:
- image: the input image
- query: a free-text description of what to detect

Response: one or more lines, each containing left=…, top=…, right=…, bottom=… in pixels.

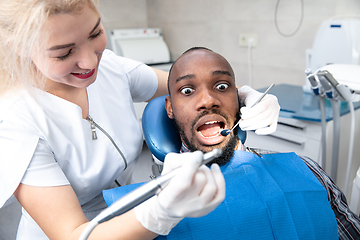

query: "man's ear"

left=165, top=96, right=174, bottom=119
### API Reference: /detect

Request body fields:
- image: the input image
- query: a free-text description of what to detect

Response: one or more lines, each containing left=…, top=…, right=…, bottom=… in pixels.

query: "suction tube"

left=330, top=100, right=340, bottom=181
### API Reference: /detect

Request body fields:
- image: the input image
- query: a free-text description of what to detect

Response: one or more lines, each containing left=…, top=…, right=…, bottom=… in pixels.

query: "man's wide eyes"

left=180, top=87, right=194, bottom=95
left=180, top=83, right=229, bottom=95
left=216, top=83, right=229, bottom=90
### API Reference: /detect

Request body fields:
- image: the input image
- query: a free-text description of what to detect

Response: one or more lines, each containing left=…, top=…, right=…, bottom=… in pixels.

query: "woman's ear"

left=165, top=96, right=174, bottom=119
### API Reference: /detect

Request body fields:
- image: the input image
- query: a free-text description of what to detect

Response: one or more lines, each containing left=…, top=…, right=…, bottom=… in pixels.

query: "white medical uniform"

left=0, top=49, right=158, bottom=239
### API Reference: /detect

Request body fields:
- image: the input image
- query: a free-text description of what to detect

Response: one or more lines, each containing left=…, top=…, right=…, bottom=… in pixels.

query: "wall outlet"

left=239, top=33, right=257, bottom=47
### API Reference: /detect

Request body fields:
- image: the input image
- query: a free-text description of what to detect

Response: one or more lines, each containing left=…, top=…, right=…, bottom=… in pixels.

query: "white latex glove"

left=238, top=85, right=280, bottom=135
left=134, top=151, right=225, bottom=235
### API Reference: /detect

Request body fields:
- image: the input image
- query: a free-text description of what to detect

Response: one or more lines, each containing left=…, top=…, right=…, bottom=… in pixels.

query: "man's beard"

left=174, top=110, right=240, bottom=166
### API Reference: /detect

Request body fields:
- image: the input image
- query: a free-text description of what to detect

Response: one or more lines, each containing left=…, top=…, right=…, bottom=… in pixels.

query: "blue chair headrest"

left=142, top=95, right=246, bottom=162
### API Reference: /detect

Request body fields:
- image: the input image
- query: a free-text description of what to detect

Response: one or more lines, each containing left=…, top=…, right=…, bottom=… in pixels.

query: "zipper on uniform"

left=85, top=115, right=128, bottom=170
left=86, top=115, right=98, bottom=140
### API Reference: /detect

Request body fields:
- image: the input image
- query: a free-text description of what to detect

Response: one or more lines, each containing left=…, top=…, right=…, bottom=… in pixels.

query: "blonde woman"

left=0, top=1, right=279, bottom=239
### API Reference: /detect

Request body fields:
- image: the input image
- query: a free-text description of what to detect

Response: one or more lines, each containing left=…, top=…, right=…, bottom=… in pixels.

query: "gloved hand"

left=238, top=85, right=280, bottom=135
left=134, top=151, right=225, bottom=235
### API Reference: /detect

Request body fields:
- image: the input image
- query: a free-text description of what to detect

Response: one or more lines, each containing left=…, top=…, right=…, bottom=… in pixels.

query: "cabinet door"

left=245, top=130, right=321, bottom=164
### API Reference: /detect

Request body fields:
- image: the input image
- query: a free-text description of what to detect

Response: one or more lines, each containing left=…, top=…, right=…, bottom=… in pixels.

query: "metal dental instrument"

left=79, top=148, right=223, bottom=240
left=220, top=83, right=275, bottom=136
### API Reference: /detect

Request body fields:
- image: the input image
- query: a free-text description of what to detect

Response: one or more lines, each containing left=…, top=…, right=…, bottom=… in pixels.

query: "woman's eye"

left=216, top=83, right=229, bottom=90
left=56, top=49, right=73, bottom=61
left=90, top=29, right=103, bottom=39
left=180, top=87, right=194, bottom=95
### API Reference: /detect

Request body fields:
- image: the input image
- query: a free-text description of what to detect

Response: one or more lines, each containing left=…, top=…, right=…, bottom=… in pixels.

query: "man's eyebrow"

left=174, top=70, right=232, bottom=83
left=212, top=70, right=232, bottom=77
left=47, top=18, right=101, bottom=51
left=175, top=74, right=196, bottom=83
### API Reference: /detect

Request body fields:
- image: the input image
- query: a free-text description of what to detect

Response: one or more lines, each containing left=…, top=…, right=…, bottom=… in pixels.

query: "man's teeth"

left=205, top=121, right=219, bottom=125
left=203, top=121, right=224, bottom=129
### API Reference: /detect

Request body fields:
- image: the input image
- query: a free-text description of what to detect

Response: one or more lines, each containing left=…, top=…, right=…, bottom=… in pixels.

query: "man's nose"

left=195, top=89, right=221, bottom=110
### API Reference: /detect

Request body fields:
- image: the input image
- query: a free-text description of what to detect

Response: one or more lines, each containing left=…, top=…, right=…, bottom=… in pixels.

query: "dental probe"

left=79, top=148, right=223, bottom=240
left=220, top=83, right=275, bottom=136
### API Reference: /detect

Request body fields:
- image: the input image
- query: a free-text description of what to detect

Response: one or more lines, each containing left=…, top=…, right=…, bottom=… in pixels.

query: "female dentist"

left=0, top=0, right=280, bottom=239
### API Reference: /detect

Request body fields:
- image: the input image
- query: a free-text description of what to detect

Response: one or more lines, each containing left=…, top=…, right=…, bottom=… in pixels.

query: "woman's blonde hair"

left=0, top=0, right=101, bottom=96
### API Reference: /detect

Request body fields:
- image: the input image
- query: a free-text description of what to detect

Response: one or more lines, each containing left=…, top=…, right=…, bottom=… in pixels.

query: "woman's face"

left=32, top=4, right=107, bottom=90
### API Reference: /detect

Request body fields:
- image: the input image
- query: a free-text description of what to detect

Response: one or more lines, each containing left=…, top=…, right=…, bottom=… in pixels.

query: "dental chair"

left=102, top=95, right=338, bottom=240
left=140, top=95, right=338, bottom=239
left=142, top=95, right=247, bottom=163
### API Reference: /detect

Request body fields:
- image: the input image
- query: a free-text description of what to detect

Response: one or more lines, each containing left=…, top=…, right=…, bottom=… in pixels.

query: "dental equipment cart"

left=245, top=84, right=360, bottom=196
left=105, top=28, right=173, bottom=122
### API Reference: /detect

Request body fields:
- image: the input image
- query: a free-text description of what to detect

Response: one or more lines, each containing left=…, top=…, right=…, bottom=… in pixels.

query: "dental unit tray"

left=307, top=64, right=360, bottom=102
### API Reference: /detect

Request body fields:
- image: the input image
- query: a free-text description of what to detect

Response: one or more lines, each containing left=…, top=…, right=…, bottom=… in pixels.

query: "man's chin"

left=188, top=140, right=227, bottom=154
left=187, top=136, right=238, bottom=166
left=208, top=135, right=238, bottom=166
left=198, top=144, right=225, bottom=154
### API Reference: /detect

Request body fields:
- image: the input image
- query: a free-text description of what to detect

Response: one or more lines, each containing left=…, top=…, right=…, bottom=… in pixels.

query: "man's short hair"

left=167, top=47, right=214, bottom=95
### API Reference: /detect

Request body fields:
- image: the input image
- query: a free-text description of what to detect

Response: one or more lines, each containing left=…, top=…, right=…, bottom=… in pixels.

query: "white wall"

left=99, top=0, right=148, bottom=29
left=100, top=0, right=360, bottom=89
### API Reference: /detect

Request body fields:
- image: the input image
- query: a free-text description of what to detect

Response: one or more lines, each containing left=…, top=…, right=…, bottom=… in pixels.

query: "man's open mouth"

left=197, top=121, right=225, bottom=138
left=193, top=114, right=228, bottom=146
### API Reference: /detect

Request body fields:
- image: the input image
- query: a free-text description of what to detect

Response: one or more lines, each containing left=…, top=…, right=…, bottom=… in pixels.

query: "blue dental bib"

left=103, top=151, right=338, bottom=239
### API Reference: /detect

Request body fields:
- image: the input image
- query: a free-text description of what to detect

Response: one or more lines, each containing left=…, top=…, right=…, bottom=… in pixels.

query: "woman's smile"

left=71, top=68, right=95, bottom=79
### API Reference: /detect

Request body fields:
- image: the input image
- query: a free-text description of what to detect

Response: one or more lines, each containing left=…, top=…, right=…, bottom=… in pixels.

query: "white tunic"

left=0, top=49, right=158, bottom=239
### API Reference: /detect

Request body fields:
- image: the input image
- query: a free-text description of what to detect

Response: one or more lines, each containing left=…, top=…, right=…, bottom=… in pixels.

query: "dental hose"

left=319, top=97, right=326, bottom=169
left=305, top=69, right=327, bottom=169
left=330, top=99, right=340, bottom=182
left=345, top=101, right=355, bottom=197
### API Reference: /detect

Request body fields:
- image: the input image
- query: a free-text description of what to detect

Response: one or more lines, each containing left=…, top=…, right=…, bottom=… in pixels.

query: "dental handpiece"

left=92, top=148, right=223, bottom=224
left=305, top=69, right=320, bottom=96
left=220, top=83, right=275, bottom=136
left=79, top=149, right=223, bottom=239
left=317, top=71, right=337, bottom=99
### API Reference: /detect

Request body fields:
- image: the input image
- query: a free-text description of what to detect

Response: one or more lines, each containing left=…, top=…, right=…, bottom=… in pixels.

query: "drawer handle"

left=278, top=122, right=306, bottom=131
left=268, top=134, right=305, bottom=146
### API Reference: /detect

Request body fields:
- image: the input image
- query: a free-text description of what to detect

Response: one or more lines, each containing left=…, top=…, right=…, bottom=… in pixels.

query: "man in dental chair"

left=104, top=47, right=360, bottom=240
